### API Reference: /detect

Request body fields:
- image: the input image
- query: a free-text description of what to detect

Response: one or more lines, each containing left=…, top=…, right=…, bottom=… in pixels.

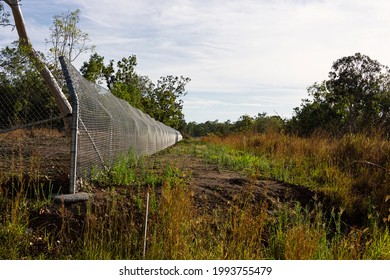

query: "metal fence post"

left=59, top=56, right=78, bottom=194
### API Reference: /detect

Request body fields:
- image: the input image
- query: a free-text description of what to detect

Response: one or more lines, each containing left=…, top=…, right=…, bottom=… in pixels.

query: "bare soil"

left=147, top=145, right=317, bottom=215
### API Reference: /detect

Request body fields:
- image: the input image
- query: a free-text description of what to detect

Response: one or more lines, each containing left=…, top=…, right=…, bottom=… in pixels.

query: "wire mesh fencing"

left=0, top=68, right=65, bottom=133
left=1, top=53, right=182, bottom=194
left=60, top=57, right=182, bottom=192
left=0, top=57, right=70, bottom=185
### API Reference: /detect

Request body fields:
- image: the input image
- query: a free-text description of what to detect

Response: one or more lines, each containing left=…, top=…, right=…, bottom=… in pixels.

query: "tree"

left=182, top=113, right=286, bottom=138
left=253, top=113, right=285, bottom=133
left=143, top=75, right=190, bottom=129
left=327, top=53, right=390, bottom=132
left=46, top=9, right=94, bottom=71
left=234, top=115, right=254, bottom=132
left=291, top=53, right=390, bottom=135
left=81, top=54, right=144, bottom=108
left=288, top=82, right=343, bottom=135
left=81, top=52, right=147, bottom=107
left=108, top=55, right=145, bottom=110
left=80, top=52, right=105, bottom=84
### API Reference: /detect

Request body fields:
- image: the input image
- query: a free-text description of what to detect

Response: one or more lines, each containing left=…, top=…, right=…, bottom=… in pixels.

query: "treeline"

left=183, top=113, right=285, bottom=137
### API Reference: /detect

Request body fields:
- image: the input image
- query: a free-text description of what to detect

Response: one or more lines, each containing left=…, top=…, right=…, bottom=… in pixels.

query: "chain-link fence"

left=0, top=58, right=70, bottom=186
left=1, top=55, right=182, bottom=194
left=61, top=57, right=182, bottom=193
left=0, top=70, right=64, bottom=132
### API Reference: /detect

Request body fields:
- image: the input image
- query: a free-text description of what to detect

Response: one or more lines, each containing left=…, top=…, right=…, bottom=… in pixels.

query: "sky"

left=2, top=0, right=390, bottom=123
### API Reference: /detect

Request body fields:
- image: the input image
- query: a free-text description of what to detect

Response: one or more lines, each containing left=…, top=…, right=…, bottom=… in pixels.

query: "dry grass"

left=202, top=131, right=390, bottom=224
left=0, top=128, right=64, bottom=140
left=1, top=137, right=390, bottom=260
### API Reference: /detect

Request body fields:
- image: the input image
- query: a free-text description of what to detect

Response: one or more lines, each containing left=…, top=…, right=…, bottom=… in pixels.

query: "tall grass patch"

left=202, top=132, right=390, bottom=224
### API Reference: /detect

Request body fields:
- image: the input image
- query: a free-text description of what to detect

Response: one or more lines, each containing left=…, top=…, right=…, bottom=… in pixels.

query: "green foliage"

left=183, top=113, right=285, bottom=137
left=81, top=54, right=145, bottom=111
left=291, top=53, right=390, bottom=136
left=288, top=82, right=343, bottom=135
left=143, top=75, right=190, bottom=129
left=185, top=119, right=233, bottom=137
left=234, top=114, right=254, bottom=132
left=79, top=52, right=105, bottom=84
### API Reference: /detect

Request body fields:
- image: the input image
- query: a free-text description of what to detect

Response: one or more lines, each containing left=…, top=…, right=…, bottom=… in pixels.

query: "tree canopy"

left=183, top=113, right=285, bottom=137
left=290, top=53, right=390, bottom=135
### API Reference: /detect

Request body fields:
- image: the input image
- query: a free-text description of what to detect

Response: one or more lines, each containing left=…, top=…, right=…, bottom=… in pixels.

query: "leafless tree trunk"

left=4, top=0, right=72, bottom=130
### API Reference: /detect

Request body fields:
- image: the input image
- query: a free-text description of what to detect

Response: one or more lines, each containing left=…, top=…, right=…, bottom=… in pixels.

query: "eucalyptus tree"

left=327, top=53, right=390, bottom=132
left=291, top=53, right=390, bottom=135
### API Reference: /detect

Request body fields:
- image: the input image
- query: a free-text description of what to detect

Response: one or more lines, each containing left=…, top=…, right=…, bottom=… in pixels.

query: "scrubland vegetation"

left=1, top=132, right=389, bottom=260
left=203, top=131, right=390, bottom=223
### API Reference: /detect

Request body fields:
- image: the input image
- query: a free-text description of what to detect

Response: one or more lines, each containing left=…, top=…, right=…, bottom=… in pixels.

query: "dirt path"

left=148, top=143, right=316, bottom=214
